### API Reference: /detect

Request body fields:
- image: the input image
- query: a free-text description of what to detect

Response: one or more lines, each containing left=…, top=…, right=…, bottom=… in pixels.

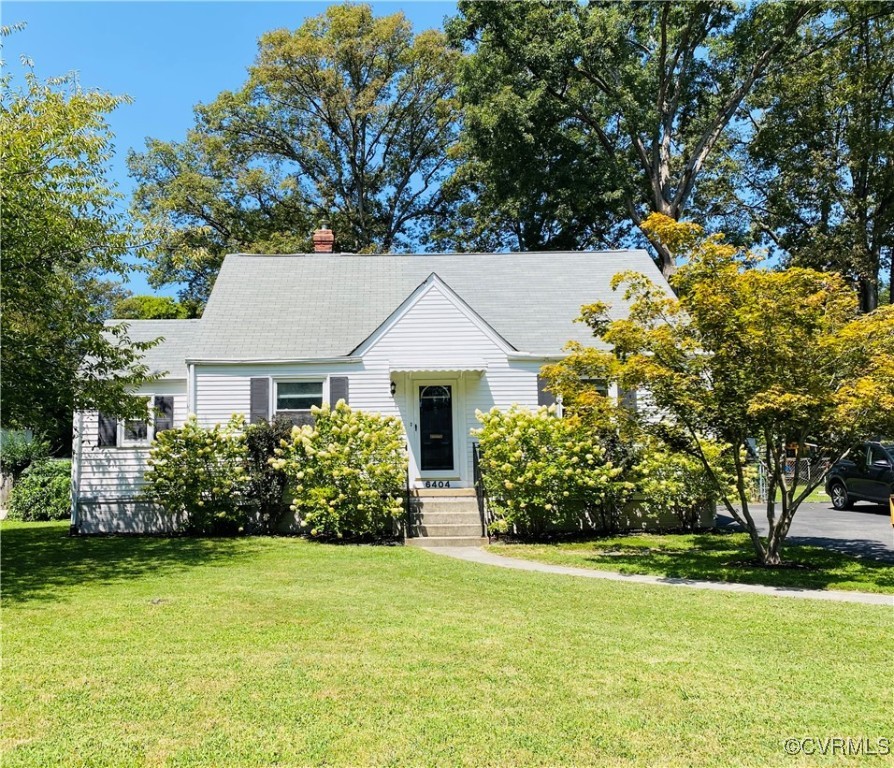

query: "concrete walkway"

left=424, top=546, right=893, bottom=606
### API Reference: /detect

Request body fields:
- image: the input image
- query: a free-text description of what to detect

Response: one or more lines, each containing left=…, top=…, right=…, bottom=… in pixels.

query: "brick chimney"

left=312, top=222, right=335, bottom=253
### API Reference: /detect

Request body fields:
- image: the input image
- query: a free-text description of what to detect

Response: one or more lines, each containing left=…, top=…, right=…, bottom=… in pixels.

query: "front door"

left=419, top=384, right=454, bottom=471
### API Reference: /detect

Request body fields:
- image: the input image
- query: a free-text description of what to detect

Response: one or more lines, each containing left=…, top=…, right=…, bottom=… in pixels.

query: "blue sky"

left=5, top=1, right=457, bottom=295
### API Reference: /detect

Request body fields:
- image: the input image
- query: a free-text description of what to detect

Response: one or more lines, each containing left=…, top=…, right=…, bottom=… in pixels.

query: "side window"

left=848, top=444, right=868, bottom=468
left=119, top=397, right=152, bottom=447
left=869, top=445, right=891, bottom=467
left=582, top=378, right=610, bottom=397
left=562, top=378, right=609, bottom=417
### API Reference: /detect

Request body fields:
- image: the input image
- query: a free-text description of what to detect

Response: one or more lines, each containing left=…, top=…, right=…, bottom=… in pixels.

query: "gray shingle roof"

left=193, top=251, right=668, bottom=360
left=105, top=319, right=200, bottom=378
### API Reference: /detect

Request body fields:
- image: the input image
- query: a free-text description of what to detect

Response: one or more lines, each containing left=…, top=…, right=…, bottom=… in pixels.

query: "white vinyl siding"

left=360, top=283, right=506, bottom=366
left=195, top=362, right=395, bottom=426
left=195, top=374, right=252, bottom=427
left=360, top=286, right=546, bottom=485
left=77, top=382, right=187, bottom=501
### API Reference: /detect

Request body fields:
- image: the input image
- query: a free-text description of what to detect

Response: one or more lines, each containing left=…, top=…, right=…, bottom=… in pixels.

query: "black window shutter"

left=537, top=376, right=556, bottom=407
left=620, top=387, right=638, bottom=412
left=154, top=396, right=174, bottom=434
left=329, top=376, right=349, bottom=406
left=250, top=378, right=270, bottom=424
left=97, top=412, right=117, bottom=447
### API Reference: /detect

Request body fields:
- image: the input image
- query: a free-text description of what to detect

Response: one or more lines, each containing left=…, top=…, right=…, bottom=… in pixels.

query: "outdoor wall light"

left=390, top=381, right=397, bottom=396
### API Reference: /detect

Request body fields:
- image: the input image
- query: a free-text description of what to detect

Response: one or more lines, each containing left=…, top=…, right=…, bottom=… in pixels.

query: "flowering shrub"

left=144, top=415, right=250, bottom=534
left=474, top=406, right=631, bottom=537
left=272, top=402, right=407, bottom=539
left=631, top=441, right=717, bottom=530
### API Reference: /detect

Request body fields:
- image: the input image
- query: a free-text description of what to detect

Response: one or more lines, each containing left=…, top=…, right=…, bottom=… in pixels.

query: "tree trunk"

left=644, top=228, right=676, bottom=278
left=858, top=274, right=878, bottom=313
left=763, top=524, right=784, bottom=565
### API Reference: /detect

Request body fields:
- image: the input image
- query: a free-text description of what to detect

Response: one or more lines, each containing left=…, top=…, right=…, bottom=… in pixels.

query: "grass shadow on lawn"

left=491, top=529, right=894, bottom=593
left=1, top=522, right=254, bottom=604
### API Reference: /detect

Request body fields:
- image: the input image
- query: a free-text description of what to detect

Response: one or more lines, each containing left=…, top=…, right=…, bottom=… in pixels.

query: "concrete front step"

left=406, top=535, right=488, bottom=548
left=411, top=488, right=476, bottom=498
left=412, top=499, right=480, bottom=516
left=414, top=511, right=482, bottom=526
left=415, top=523, right=484, bottom=538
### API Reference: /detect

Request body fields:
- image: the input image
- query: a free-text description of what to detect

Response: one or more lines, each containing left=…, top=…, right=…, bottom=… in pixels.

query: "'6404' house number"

left=424, top=481, right=451, bottom=488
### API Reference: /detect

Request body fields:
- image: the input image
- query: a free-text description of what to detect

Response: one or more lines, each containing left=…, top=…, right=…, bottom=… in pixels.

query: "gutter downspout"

left=70, top=410, right=84, bottom=535
left=188, top=363, right=197, bottom=416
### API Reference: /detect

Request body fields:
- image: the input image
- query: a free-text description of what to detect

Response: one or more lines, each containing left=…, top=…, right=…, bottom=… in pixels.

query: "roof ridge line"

left=225, top=249, right=645, bottom=258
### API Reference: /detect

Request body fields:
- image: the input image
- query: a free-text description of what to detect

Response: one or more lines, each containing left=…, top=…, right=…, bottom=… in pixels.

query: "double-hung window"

left=119, top=397, right=152, bottom=446
left=276, top=381, right=324, bottom=413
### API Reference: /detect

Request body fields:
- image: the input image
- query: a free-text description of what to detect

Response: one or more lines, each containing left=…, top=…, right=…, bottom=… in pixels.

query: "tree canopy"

left=130, top=4, right=461, bottom=306
left=742, top=2, right=894, bottom=311
left=546, top=214, right=894, bottom=565
left=448, top=0, right=817, bottom=274
left=112, top=295, right=190, bottom=320
left=1, top=50, right=156, bottom=441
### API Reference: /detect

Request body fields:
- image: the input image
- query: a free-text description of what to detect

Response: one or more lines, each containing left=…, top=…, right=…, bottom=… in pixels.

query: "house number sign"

left=424, top=481, right=451, bottom=488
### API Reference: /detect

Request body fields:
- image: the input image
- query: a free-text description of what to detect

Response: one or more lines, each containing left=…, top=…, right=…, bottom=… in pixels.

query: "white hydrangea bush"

left=144, top=415, right=250, bottom=534
left=474, top=406, right=631, bottom=536
left=272, top=401, right=407, bottom=538
left=632, top=437, right=739, bottom=529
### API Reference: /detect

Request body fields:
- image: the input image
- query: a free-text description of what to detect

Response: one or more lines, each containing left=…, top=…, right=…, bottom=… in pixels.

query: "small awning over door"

left=389, top=362, right=487, bottom=374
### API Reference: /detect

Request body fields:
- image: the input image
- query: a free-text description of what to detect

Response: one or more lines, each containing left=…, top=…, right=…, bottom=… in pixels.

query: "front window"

left=276, top=381, right=323, bottom=412
left=123, top=418, right=149, bottom=442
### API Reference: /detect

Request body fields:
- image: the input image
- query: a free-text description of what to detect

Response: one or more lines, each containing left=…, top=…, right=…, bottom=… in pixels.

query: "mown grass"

left=489, top=531, right=894, bottom=593
left=773, top=488, right=830, bottom=503
left=2, top=521, right=892, bottom=767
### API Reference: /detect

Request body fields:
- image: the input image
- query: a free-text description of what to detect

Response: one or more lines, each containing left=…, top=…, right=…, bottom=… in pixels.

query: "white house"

left=71, top=228, right=671, bottom=538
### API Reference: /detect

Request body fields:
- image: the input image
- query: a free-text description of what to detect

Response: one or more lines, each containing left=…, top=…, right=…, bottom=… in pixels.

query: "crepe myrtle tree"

left=549, top=213, right=894, bottom=565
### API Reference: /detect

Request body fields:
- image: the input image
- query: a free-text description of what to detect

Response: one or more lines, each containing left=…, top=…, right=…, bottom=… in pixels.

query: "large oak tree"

left=130, top=4, right=460, bottom=306
left=449, top=0, right=817, bottom=274
left=742, top=2, right=894, bottom=312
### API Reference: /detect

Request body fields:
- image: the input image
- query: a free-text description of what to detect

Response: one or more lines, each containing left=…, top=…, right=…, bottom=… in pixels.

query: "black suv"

left=825, top=441, right=894, bottom=510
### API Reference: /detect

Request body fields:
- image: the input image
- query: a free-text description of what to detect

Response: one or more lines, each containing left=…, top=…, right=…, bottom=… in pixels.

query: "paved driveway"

left=717, top=500, right=894, bottom=563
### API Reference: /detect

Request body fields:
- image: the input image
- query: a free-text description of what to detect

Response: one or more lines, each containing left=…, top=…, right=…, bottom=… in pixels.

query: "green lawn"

left=773, top=488, right=830, bottom=503
left=3, top=522, right=892, bottom=767
left=488, top=532, right=894, bottom=594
